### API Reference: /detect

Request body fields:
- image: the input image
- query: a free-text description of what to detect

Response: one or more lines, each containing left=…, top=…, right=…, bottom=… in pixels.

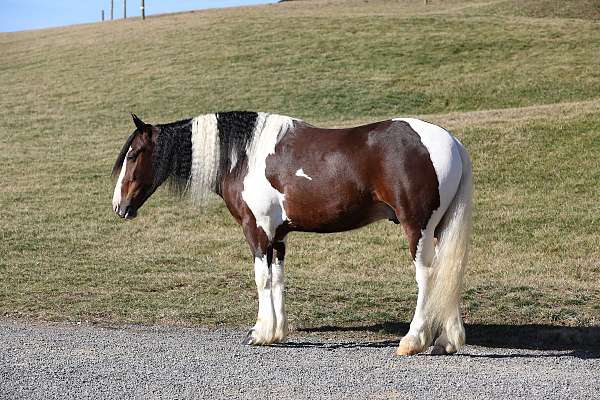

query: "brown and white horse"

left=112, top=112, right=473, bottom=355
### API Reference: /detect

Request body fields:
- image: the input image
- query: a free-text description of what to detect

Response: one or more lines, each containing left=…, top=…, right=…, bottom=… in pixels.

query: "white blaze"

left=112, top=147, right=131, bottom=212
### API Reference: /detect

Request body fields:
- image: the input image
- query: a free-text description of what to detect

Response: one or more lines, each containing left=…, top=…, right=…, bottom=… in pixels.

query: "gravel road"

left=1, top=320, right=599, bottom=399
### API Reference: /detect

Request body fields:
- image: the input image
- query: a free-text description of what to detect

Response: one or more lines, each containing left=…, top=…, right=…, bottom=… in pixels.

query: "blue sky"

left=0, top=0, right=273, bottom=32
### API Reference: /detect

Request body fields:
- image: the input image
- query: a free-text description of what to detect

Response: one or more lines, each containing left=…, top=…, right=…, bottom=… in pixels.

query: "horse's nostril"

left=124, top=205, right=137, bottom=219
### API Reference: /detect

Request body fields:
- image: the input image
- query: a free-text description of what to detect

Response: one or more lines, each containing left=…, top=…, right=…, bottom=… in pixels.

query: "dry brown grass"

left=1, top=0, right=599, bottom=336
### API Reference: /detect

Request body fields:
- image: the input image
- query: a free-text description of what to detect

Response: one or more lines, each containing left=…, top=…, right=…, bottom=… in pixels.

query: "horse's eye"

left=126, top=152, right=137, bottom=161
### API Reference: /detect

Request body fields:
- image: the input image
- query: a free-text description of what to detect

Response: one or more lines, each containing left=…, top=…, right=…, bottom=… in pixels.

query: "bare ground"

left=1, top=320, right=599, bottom=399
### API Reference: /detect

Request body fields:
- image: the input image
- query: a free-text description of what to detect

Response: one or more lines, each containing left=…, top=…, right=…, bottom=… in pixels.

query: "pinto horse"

left=112, top=112, right=473, bottom=355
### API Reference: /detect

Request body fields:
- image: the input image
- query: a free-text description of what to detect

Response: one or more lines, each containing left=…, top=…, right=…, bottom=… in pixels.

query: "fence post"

left=110, top=0, right=114, bottom=20
left=141, top=0, right=145, bottom=20
left=124, top=0, right=127, bottom=19
left=101, top=9, right=105, bottom=21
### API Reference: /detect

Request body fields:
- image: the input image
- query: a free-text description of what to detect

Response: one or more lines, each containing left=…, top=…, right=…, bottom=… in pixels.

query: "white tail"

left=425, top=138, right=473, bottom=350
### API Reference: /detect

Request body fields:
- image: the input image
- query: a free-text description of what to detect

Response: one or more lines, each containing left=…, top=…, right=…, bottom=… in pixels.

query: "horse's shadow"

left=281, top=322, right=600, bottom=359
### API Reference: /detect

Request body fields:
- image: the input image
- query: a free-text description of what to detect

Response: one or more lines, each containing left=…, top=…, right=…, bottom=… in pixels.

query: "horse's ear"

left=131, top=113, right=146, bottom=132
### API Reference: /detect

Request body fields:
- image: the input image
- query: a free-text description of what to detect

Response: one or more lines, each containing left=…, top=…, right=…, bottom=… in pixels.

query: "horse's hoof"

left=244, top=327, right=276, bottom=346
left=273, top=323, right=289, bottom=343
left=433, top=335, right=458, bottom=355
left=395, top=345, right=420, bottom=356
left=272, top=335, right=287, bottom=344
left=396, top=335, right=423, bottom=356
left=431, top=343, right=457, bottom=355
left=243, top=329, right=256, bottom=345
left=430, top=345, right=448, bottom=355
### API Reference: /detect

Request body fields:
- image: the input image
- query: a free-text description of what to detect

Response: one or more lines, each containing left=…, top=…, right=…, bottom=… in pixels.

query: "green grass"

left=1, top=0, right=599, bottom=335
left=478, top=0, right=600, bottom=20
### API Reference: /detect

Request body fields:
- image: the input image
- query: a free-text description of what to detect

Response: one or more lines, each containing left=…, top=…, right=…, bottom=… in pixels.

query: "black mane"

left=154, top=118, right=193, bottom=195
left=215, top=111, right=259, bottom=188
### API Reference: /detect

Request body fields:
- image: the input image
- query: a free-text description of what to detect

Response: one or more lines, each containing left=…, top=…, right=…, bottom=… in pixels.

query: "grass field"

left=1, top=0, right=599, bottom=337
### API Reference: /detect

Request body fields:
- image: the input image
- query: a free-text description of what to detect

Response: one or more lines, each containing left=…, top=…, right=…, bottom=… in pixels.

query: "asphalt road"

left=1, top=320, right=599, bottom=399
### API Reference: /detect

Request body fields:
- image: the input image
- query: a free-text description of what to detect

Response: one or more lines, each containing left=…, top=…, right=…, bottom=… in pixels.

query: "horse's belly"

left=283, top=191, right=395, bottom=233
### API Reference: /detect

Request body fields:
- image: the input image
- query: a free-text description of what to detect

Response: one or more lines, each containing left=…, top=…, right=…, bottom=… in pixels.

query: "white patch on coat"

left=188, top=114, right=220, bottom=203
left=241, top=113, right=295, bottom=240
left=112, top=146, right=131, bottom=213
left=295, top=168, right=313, bottom=181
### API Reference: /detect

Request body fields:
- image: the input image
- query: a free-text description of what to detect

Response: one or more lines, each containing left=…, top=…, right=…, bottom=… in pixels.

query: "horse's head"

left=112, top=114, right=158, bottom=219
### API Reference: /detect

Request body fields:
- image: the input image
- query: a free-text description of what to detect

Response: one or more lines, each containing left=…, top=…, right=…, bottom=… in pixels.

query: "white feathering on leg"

left=248, top=255, right=276, bottom=345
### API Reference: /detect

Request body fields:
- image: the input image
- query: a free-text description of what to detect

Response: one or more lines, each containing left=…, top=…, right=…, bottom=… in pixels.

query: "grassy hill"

left=1, top=0, right=599, bottom=335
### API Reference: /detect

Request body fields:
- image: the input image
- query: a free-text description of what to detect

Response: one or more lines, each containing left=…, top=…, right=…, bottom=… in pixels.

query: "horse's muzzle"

left=116, top=203, right=137, bottom=220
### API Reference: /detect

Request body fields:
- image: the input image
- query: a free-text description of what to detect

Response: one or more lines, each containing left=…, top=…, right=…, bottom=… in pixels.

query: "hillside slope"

left=0, top=0, right=598, bottom=331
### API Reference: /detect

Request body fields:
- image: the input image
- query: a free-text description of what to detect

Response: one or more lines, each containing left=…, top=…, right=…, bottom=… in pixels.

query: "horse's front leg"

left=247, top=248, right=277, bottom=345
left=242, top=220, right=279, bottom=345
left=272, top=240, right=288, bottom=342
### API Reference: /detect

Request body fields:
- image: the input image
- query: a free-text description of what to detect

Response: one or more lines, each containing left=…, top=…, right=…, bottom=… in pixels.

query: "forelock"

left=111, top=130, right=137, bottom=177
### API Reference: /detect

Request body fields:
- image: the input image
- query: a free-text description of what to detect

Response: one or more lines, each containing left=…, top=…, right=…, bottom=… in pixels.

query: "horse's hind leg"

left=396, top=222, right=437, bottom=356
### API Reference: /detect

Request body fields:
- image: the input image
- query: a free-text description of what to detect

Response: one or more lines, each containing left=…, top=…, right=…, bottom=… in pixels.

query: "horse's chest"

left=241, top=172, right=287, bottom=240
left=240, top=114, right=294, bottom=240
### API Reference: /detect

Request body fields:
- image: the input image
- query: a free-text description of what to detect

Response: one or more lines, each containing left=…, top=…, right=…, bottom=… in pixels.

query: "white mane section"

left=188, top=114, right=220, bottom=203
left=242, top=113, right=295, bottom=240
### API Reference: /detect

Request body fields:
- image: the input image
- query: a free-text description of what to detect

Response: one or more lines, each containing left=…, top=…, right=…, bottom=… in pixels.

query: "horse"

left=112, top=112, right=473, bottom=356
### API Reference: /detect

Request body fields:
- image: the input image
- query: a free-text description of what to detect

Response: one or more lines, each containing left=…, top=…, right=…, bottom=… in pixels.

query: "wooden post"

left=110, top=0, right=114, bottom=20
left=141, top=0, right=145, bottom=20
left=124, top=0, right=127, bottom=19
left=424, top=0, right=429, bottom=4
left=101, top=9, right=105, bottom=21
